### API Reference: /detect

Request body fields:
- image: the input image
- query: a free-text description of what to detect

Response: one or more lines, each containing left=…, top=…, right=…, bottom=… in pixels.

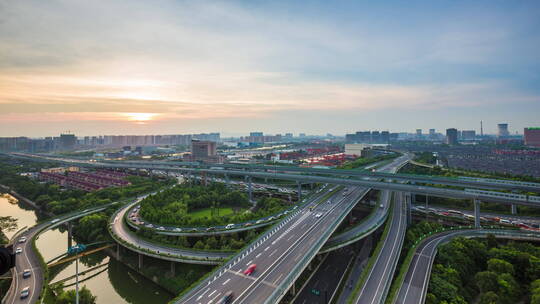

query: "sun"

left=123, top=113, right=158, bottom=122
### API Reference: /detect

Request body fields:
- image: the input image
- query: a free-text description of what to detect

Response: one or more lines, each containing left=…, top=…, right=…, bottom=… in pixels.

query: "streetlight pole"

left=68, top=243, right=86, bottom=304
left=75, top=255, right=79, bottom=304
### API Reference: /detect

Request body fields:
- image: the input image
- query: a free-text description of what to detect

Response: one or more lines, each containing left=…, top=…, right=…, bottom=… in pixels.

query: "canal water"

left=1, top=195, right=173, bottom=303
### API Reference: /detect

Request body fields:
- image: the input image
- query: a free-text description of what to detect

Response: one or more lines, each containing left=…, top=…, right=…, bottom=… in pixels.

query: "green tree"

left=497, top=273, right=520, bottom=304
left=475, top=271, right=499, bottom=293
left=73, top=213, right=109, bottom=243
left=55, top=286, right=96, bottom=304
left=479, top=291, right=498, bottom=304
left=0, top=216, right=17, bottom=232
left=487, top=258, right=515, bottom=275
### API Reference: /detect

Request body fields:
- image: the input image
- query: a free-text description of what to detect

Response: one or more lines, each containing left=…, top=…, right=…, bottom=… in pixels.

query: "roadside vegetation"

left=136, top=225, right=264, bottom=251
left=427, top=236, right=540, bottom=304
left=139, top=182, right=289, bottom=227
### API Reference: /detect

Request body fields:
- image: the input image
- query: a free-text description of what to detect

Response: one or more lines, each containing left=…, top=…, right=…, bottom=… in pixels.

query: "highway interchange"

left=4, top=152, right=540, bottom=304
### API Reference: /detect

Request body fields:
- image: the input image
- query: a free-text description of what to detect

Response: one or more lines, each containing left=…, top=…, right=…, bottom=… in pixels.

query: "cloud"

left=0, top=0, right=539, bottom=136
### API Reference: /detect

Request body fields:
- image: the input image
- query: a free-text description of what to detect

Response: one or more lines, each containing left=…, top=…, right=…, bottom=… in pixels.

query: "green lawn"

left=188, top=207, right=236, bottom=219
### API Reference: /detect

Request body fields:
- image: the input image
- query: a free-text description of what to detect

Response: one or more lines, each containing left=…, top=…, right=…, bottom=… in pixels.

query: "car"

left=20, top=287, right=30, bottom=299
left=500, top=219, right=511, bottom=224
left=206, top=227, right=216, bottom=231
left=51, top=219, right=60, bottom=224
left=225, top=224, right=235, bottom=229
left=244, top=264, right=257, bottom=275
left=221, top=291, right=234, bottom=304
left=256, top=220, right=264, bottom=224
left=174, top=227, right=183, bottom=232
left=315, top=213, right=322, bottom=218
left=380, top=204, right=384, bottom=208
left=22, top=269, right=31, bottom=278
left=244, top=223, right=252, bottom=227
left=157, top=226, right=165, bottom=231
left=145, top=224, right=153, bottom=228
left=18, top=236, right=27, bottom=243
left=15, top=247, right=22, bottom=254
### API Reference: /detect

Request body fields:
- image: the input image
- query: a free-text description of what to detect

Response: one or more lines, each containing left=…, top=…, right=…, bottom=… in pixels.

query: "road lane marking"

left=264, top=246, right=270, bottom=251
left=222, top=278, right=231, bottom=285
left=274, top=273, right=284, bottom=285
left=208, top=289, right=216, bottom=298
left=246, top=260, right=252, bottom=266
left=269, top=249, right=277, bottom=257
left=255, top=253, right=262, bottom=258
left=196, top=288, right=209, bottom=300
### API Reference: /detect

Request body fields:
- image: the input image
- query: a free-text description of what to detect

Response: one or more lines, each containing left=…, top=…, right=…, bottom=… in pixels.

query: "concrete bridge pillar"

left=138, top=253, right=143, bottom=269
left=425, top=195, right=429, bottom=211
left=474, top=199, right=481, bottom=228
left=67, top=222, right=73, bottom=249
left=511, top=204, right=517, bottom=215
left=171, top=261, right=176, bottom=276
left=247, top=176, right=253, bottom=203
left=225, top=174, right=230, bottom=186
left=290, top=282, right=296, bottom=296
left=297, top=181, right=302, bottom=202
left=405, top=193, right=412, bottom=226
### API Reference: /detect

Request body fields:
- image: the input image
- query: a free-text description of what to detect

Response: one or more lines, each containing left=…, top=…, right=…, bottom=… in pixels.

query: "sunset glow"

left=123, top=113, right=159, bottom=122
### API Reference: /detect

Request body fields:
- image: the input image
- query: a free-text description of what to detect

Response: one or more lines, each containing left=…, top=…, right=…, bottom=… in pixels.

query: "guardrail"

left=263, top=188, right=370, bottom=304
left=173, top=186, right=339, bottom=302
left=125, top=185, right=324, bottom=236
left=465, top=188, right=540, bottom=203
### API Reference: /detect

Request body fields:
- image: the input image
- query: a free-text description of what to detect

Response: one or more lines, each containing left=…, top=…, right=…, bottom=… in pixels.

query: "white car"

left=315, top=213, right=322, bottom=218
left=225, top=224, right=235, bottom=229
left=174, top=227, right=183, bottom=232
left=15, top=247, right=22, bottom=254
left=20, top=287, right=30, bottom=299
left=18, top=237, right=27, bottom=243
left=157, top=226, right=165, bottom=231
left=51, top=219, right=60, bottom=224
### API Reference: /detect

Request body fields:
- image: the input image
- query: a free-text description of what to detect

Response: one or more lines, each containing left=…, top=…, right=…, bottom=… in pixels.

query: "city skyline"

left=1, top=1, right=539, bottom=136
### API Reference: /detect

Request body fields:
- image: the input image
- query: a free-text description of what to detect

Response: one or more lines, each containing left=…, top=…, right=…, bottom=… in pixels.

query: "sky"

left=1, top=0, right=539, bottom=137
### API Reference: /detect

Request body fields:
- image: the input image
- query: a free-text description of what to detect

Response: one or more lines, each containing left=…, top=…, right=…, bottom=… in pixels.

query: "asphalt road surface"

left=179, top=186, right=368, bottom=304
left=394, top=229, right=540, bottom=304
left=4, top=226, right=44, bottom=304
left=111, top=200, right=232, bottom=262
left=352, top=192, right=406, bottom=304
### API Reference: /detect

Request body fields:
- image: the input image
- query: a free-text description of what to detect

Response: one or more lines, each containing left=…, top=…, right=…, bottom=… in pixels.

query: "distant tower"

left=480, top=121, right=483, bottom=137
left=498, top=123, right=509, bottom=137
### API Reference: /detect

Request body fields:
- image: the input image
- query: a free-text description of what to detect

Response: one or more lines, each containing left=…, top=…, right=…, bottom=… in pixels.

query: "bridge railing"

left=174, top=187, right=336, bottom=302
left=263, top=188, right=369, bottom=304
left=465, top=188, right=540, bottom=202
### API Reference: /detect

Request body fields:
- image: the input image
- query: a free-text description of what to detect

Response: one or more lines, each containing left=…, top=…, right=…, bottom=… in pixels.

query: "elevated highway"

left=177, top=186, right=369, bottom=303
left=3, top=202, right=121, bottom=304
left=12, top=153, right=540, bottom=192
left=395, top=229, right=540, bottom=304
left=10, top=154, right=540, bottom=207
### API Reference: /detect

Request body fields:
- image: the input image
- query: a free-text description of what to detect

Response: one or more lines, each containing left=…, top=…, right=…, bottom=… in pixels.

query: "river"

left=1, top=194, right=173, bottom=303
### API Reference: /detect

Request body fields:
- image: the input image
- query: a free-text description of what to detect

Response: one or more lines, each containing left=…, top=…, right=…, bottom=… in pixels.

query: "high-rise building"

left=59, top=133, right=77, bottom=150
left=524, top=127, right=540, bottom=147
left=446, top=128, right=458, bottom=145
left=462, top=130, right=476, bottom=140
left=250, top=132, right=263, bottom=137
left=191, top=140, right=217, bottom=158
left=498, top=123, right=510, bottom=137
left=416, top=129, right=422, bottom=138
